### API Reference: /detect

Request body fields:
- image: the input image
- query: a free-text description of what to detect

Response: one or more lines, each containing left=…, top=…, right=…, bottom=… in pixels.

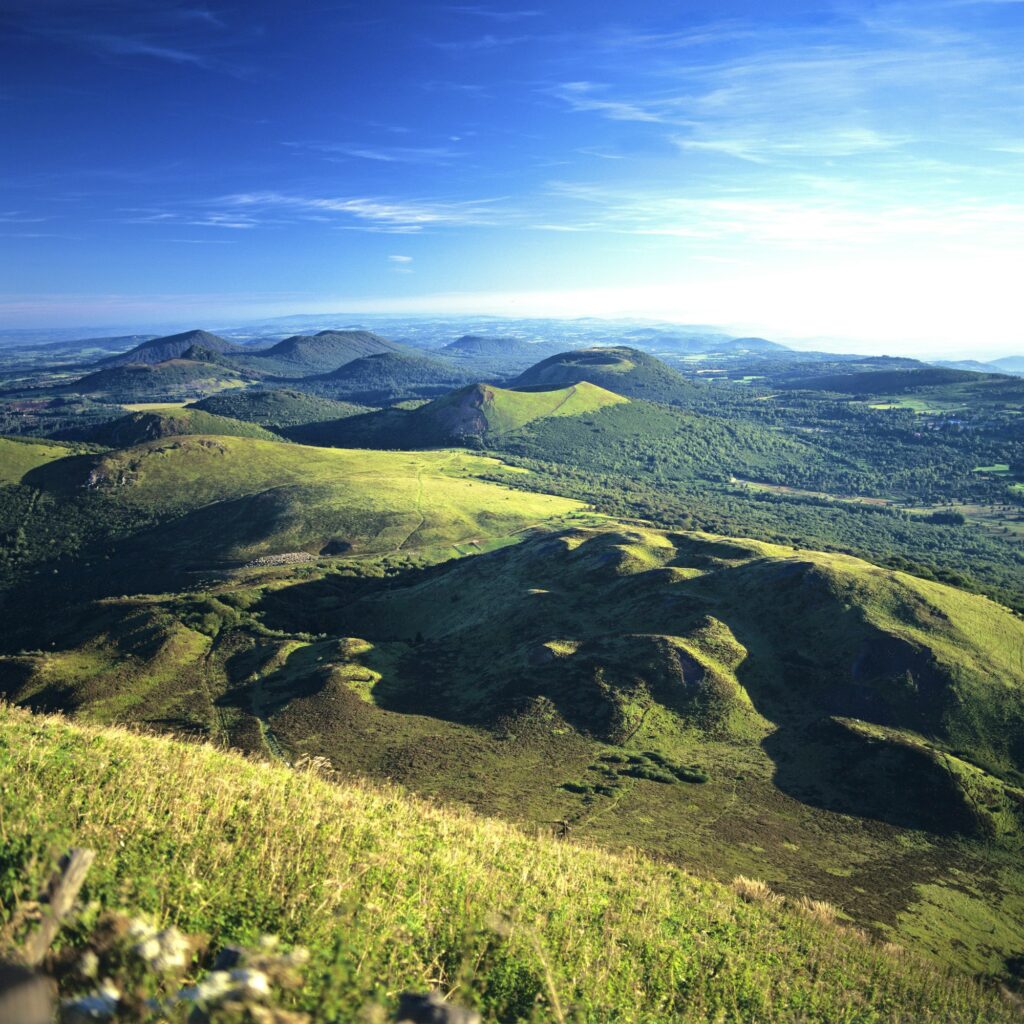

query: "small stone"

left=394, top=990, right=481, bottom=1024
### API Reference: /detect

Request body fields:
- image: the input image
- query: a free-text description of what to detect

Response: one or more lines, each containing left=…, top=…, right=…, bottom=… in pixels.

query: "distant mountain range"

left=935, top=356, right=1024, bottom=376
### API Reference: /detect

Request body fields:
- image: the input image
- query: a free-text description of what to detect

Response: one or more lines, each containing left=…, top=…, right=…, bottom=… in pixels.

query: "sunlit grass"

left=0, top=705, right=1017, bottom=1022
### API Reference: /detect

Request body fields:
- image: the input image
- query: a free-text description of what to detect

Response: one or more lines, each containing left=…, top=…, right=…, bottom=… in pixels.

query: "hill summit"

left=302, top=349, right=474, bottom=402
left=285, top=379, right=628, bottom=447
left=513, top=345, right=696, bottom=402
left=79, top=407, right=279, bottom=446
left=245, top=329, right=403, bottom=375
left=413, top=380, right=628, bottom=439
left=99, top=329, right=240, bottom=366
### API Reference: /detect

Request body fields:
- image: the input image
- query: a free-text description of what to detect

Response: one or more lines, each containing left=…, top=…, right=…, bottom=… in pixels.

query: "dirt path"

left=544, top=383, right=579, bottom=418
left=198, top=632, right=231, bottom=747
left=395, top=452, right=461, bottom=553
left=248, top=674, right=287, bottom=761
left=396, top=464, right=427, bottom=552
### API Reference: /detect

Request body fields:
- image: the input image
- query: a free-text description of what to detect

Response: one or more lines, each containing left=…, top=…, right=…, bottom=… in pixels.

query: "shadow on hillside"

left=22, top=454, right=99, bottom=493
left=696, top=559, right=980, bottom=836
left=1, top=512, right=991, bottom=840
left=0, top=485, right=342, bottom=653
left=251, top=538, right=985, bottom=837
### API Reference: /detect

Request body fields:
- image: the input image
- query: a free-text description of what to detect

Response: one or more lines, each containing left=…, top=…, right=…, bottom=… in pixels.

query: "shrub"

left=794, top=896, right=841, bottom=926
left=731, top=876, right=783, bottom=907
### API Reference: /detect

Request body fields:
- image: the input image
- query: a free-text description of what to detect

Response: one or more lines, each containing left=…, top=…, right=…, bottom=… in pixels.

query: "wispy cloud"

left=186, top=213, right=259, bottom=229
left=7, top=1, right=238, bottom=72
left=283, top=140, right=460, bottom=164
left=432, top=34, right=533, bottom=52
left=551, top=81, right=671, bottom=124
left=442, top=5, right=542, bottom=20
left=673, top=128, right=910, bottom=163
left=84, top=33, right=208, bottom=65
left=0, top=231, right=75, bottom=239
left=547, top=11, right=1024, bottom=164
left=214, top=191, right=511, bottom=232
left=0, top=212, right=49, bottom=223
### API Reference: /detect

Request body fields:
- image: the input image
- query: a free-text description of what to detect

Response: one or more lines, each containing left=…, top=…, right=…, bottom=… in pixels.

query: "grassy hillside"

left=513, top=346, right=697, bottom=403
left=256, top=524, right=1024, bottom=837
left=421, top=382, right=628, bottom=437
left=486, top=400, right=1024, bottom=612
left=59, top=357, right=253, bottom=402
left=189, top=388, right=371, bottom=428
left=80, top=407, right=281, bottom=445
left=98, top=329, right=241, bottom=367
left=0, top=435, right=79, bottom=483
left=0, top=705, right=1016, bottom=1023
left=295, top=382, right=629, bottom=447
left=301, top=351, right=476, bottom=404
left=39, top=436, right=585, bottom=562
left=236, top=329, right=404, bottom=376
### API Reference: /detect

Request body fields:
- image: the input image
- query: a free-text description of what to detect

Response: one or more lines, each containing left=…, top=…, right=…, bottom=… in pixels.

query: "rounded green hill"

left=414, top=380, right=628, bottom=438
left=512, top=345, right=695, bottom=402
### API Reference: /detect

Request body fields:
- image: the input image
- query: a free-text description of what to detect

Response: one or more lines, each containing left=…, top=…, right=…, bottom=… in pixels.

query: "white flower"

left=286, top=946, right=310, bottom=966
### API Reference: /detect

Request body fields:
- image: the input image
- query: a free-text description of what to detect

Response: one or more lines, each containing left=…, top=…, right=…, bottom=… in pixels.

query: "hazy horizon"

left=1, top=307, right=1020, bottom=362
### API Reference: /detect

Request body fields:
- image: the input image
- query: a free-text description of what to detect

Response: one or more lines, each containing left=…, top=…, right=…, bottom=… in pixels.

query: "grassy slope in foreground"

left=0, top=435, right=76, bottom=483
left=0, top=707, right=1015, bottom=1024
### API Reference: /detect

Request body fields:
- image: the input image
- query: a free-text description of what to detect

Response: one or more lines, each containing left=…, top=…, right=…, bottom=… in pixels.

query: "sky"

left=1, top=0, right=1023, bottom=354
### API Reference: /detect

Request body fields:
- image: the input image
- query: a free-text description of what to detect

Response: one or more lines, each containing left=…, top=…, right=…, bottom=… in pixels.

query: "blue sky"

left=2, top=0, right=1023, bottom=352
